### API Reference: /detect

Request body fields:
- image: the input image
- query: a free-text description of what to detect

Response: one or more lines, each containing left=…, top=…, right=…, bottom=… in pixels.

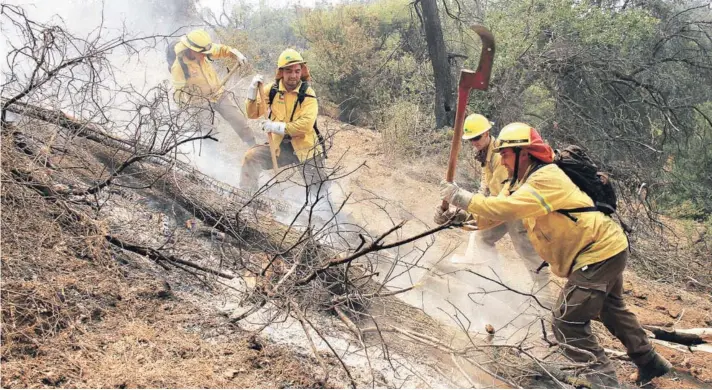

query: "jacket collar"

left=278, top=79, right=303, bottom=93
left=485, top=137, right=495, bottom=164
left=507, top=162, right=545, bottom=193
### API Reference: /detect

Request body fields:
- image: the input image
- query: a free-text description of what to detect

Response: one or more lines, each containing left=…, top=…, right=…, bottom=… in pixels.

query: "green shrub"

left=295, top=0, right=429, bottom=126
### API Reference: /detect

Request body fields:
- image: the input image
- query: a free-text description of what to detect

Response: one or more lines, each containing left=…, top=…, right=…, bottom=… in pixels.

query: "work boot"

left=635, top=352, right=672, bottom=385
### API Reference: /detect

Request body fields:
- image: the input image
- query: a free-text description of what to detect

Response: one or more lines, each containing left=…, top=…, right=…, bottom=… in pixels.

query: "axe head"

left=458, top=25, right=496, bottom=91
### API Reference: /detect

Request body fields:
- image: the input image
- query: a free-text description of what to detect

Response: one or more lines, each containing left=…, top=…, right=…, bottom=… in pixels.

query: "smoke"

left=2, top=0, right=195, bottom=105
left=2, top=0, right=340, bottom=228
left=4, top=0, right=196, bottom=36
left=2, top=0, right=261, bottom=185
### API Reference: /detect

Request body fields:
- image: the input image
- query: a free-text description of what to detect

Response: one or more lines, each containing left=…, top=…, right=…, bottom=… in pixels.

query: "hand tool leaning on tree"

left=441, top=25, right=495, bottom=228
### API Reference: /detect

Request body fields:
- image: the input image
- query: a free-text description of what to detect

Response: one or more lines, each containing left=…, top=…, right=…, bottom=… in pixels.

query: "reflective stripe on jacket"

left=468, top=163, right=629, bottom=277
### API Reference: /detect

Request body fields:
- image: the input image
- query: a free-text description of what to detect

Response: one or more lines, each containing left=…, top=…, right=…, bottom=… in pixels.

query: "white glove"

left=230, top=48, right=248, bottom=66
left=247, top=74, right=263, bottom=101
left=261, top=119, right=286, bottom=136
left=440, top=181, right=474, bottom=210
left=433, top=206, right=469, bottom=225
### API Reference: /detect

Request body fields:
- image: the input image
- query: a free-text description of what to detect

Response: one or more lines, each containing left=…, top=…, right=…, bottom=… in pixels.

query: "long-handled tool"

left=216, top=62, right=242, bottom=92
left=441, top=25, right=495, bottom=211
left=206, top=62, right=242, bottom=103
left=257, top=82, right=280, bottom=175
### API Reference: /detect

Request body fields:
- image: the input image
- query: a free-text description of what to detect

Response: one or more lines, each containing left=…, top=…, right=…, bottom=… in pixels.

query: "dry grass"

left=379, top=100, right=438, bottom=159
left=376, top=99, right=481, bottom=191
left=0, top=126, right=330, bottom=388
left=2, top=312, right=327, bottom=388
left=627, top=214, right=712, bottom=292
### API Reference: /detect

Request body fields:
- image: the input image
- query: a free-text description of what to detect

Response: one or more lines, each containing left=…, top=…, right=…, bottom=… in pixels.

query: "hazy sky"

left=6, top=0, right=196, bottom=35
left=5, top=0, right=339, bottom=33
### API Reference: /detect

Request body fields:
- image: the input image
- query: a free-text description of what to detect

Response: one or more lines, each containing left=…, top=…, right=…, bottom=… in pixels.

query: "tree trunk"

left=418, top=0, right=454, bottom=128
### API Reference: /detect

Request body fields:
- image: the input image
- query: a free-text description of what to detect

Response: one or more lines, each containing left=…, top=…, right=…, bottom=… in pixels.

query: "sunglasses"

left=468, top=134, right=484, bottom=142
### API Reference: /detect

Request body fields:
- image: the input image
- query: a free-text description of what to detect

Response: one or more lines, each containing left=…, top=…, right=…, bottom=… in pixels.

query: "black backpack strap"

left=169, top=47, right=190, bottom=79
left=557, top=201, right=615, bottom=223
left=297, top=81, right=310, bottom=105
left=267, top=80, right=279, bottom=120
left=535, top=261, right=549, bottom=274
left=289, top=81, right=316, bottom=120
left=593, top=202, right=616, bottom=215
left=287, top=81, right=327, bottom=158
left=178, top=57, right=190, bottom=79
left=559, top=206, right=599, bottom=214
left=556, top=207, right=598, bottom=223
left=289, top=82, right=306, bottom=122
left=268, top=81, right=279, bottom=106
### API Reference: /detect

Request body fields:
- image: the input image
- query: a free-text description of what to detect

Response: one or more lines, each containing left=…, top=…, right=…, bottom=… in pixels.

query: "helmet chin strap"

left=509, top=147, right=522, bottom=188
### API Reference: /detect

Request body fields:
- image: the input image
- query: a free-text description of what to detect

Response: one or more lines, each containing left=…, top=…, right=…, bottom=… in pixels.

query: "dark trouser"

left=552, top=250, right=654, bottom=374
left=240, top=141, right=329, bottom=202
left=211, top=94, right=256, bottom=146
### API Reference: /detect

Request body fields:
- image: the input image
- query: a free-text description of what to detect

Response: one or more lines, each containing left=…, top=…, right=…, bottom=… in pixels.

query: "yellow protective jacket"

left=467, top=163, right=628, bottom=278
left=246, top=80, right=319, bottom=162
left=171, top=42, right=235, bottom=104
left=479, top=138, right=509, bottom=197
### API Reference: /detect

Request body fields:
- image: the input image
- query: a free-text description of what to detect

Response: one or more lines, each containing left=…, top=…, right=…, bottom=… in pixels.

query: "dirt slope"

left=1, top=117, right=457, bottom=389
left=2, top=114, right=710, bottom=389
left=325, top=118, right=712, bottom=388
left=0, top=124, right=332, bottom=388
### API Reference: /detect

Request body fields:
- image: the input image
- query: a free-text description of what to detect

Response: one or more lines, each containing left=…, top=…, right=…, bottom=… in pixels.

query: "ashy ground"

left=2, top=115, right=711, bottom=389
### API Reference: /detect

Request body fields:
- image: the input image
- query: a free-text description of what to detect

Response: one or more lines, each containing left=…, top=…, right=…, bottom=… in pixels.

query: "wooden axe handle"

left=441, top=26, right=495, bottom=211
left=442, top=70, right=476, bottom=211
left=257, top=82, right=279, bottom=174
left=216, top=62, right=242, bottom=92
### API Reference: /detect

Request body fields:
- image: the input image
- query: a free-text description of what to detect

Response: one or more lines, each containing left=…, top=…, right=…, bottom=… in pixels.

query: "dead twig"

left=291, top=301, right=330, bottom=385
left=105, top=234, right=235, bottom=279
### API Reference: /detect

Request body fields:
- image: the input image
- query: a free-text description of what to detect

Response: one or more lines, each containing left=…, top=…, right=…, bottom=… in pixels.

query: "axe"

left=441, top=25, right=495, bottom=211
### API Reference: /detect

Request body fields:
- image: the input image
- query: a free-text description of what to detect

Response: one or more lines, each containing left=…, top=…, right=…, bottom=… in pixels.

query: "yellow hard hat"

left=462, top=114, right=492, bottom=140
left=277, top=48, right=305, bottom=69
left=181, top=29, right=212, bottom=53
left=494, top=122, right=534, bottom=150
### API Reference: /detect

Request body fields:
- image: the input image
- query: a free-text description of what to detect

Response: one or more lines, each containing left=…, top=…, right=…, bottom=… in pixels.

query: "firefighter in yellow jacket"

left=242, top=49, right=327, bottom=200
left=435, top=114, right=554, bottom=306
left=466, top=114, right=508, bottom=197
left=170, top=29, right=256, bottom=146
left=438, top=123, right=671, bottom=387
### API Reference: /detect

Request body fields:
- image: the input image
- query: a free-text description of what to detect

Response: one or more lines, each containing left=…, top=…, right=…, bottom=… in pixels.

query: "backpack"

left=554, top=145, right=617, bottom=219
left=528, top=145, right=621, bottom=223
left=166, top=39, right=189, bottom=79
left=267, top=80, right=328, bottom=159
left=531, top=145, right=629, bottom=275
